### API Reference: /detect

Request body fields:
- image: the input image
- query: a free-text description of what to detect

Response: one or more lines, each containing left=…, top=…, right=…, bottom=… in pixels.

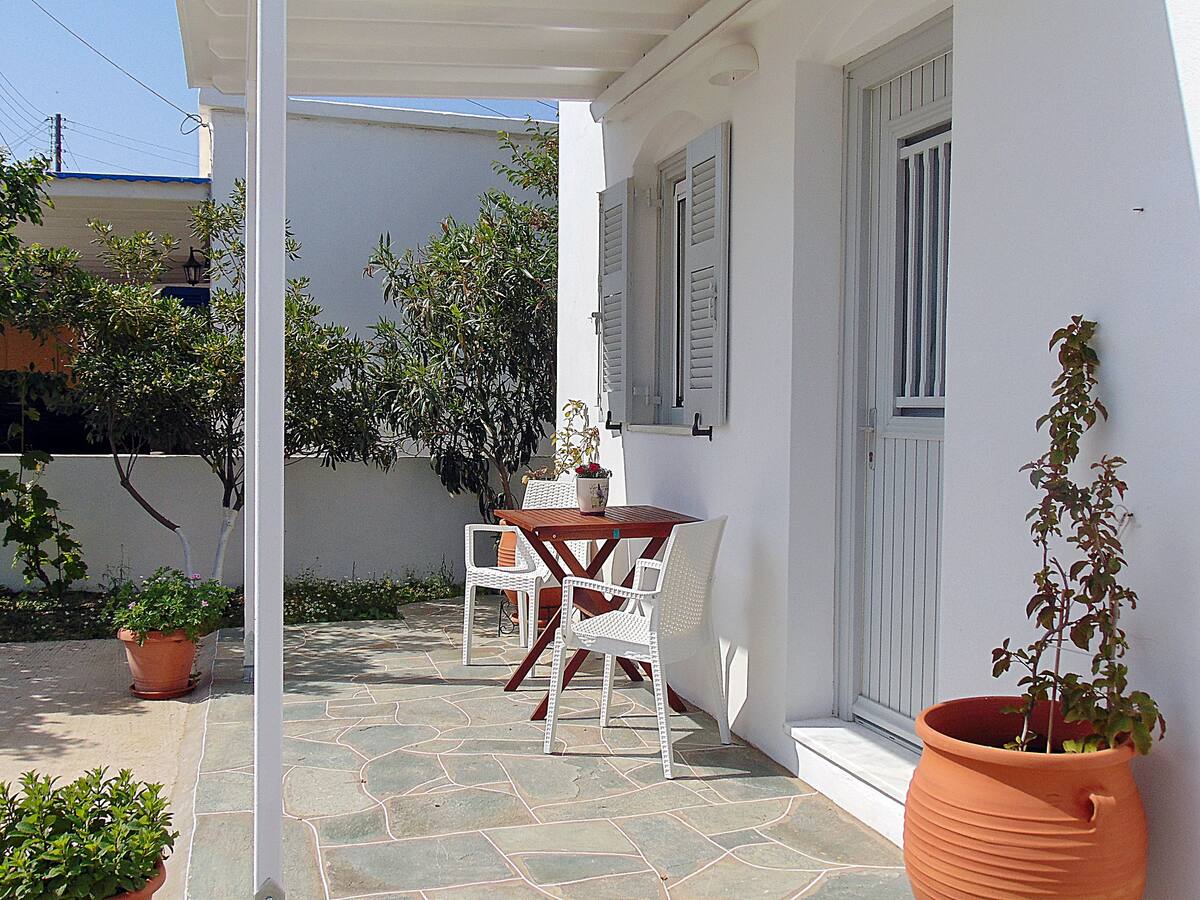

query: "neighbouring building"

left=4, top=101, right=546, bottom=589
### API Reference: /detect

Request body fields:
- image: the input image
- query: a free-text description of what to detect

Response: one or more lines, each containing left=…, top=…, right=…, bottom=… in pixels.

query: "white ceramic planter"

left=576, top=476, right=610, bottom=515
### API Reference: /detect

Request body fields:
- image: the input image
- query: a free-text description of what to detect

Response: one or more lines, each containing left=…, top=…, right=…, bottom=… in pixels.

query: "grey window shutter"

left=598, top=178, right=632, bottom=426
left=683, top=122, right=731, bottom=428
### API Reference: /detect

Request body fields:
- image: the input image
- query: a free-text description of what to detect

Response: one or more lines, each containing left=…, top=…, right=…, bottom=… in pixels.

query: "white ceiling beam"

left=591, top=0, right=764, bottom=119
left=215, top=59, right=608, bottom=87
left=212, top=71, right=603, bottom=100
left=208, top=38, right=643, bottom=72
left=202, top=0, right=689, bottom=35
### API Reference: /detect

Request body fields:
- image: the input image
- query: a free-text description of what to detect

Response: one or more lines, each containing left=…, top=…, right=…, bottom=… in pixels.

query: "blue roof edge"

left=51, top=172, right=210, bottom=185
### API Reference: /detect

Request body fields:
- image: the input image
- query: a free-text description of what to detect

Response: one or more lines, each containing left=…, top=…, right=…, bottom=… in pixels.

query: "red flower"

left=575, top=464, right=587, bottom=475
left=588, top=462, right=600, bottom=472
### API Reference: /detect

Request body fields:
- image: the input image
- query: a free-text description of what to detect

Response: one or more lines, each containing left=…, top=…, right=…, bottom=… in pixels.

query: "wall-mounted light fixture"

left=708, top=43, right=759, bottom=86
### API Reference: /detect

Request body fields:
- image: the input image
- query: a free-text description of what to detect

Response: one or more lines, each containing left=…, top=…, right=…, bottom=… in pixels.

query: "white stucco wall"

left=940, top=3, right=1200, bottom=896
left=560, top=0, right=1199, bottom=892
left=203, top=95, right=544, bottom=336
left=0, top=455, right=481, bottom=590
left=558, top=0, right=948, bottom=769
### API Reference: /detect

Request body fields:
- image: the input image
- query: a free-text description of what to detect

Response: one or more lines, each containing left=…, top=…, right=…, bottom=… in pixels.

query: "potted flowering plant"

left=0, top=769, right=177, bottom=899
left=108, top=568, right=232, bottom=699
left=575, top=461, right=612, bottom=515
left=903, top=318, right=1165, bottom=900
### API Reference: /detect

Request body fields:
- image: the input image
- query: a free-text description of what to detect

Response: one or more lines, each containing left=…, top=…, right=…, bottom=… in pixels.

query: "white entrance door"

left=853, top=44, right=952, bottom=741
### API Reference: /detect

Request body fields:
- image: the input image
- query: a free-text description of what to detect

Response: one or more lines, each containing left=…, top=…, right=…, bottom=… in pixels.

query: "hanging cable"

left=0, top=87, right=45, bottom=131
left=0, top=70, right=46, bottom=120
left=466, top=99, right=506, bottom=117
left=67, top=119, right=198, bottom=159
left=27, top=0, right=207, bottom=134
left=64, top=150, right=140, bottom=174
left=67, top=128, right=198, bottom=166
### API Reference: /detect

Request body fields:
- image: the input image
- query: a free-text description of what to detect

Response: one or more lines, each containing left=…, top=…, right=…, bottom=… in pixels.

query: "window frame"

left=655, top=149, right=689, bottom=427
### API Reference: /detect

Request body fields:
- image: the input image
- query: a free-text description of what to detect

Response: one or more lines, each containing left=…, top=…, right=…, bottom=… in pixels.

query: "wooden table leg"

left=503, top=609, right=558, bottom=692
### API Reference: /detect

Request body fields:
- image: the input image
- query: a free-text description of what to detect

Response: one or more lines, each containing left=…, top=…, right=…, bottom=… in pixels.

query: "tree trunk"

left=211, top=507, right=239, bottom=583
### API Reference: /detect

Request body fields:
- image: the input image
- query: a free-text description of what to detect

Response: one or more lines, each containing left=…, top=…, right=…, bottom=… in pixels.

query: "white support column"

left=242, top=0, right=258, bottom=684
left=251, top=0, right=286, bottom=895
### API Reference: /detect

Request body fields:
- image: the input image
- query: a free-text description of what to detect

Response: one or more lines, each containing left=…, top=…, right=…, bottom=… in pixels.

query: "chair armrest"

left=634, top=558, right=664, bottom=591
left=464, top=523, right=520, bottom=569
left=560, top=576, right=658, bottom=642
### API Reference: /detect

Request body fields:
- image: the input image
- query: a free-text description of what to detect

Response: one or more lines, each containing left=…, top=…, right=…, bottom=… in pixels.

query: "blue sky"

left=1, top=1, right=556, bottom=177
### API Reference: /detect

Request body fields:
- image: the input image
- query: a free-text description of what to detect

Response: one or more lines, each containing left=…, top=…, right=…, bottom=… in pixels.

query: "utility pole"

left=52, top=114, right=62, bottom=172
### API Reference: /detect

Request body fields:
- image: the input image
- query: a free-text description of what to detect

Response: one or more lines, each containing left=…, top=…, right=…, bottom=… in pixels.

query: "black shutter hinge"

left=605, top=410, right=623, bottom=433
left=691, top=413, right=713, bottom=441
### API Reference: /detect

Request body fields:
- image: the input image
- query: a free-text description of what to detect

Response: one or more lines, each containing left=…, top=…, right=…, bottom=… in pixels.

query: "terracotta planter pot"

left=905, top=696, right=1146, bottom=900
left=108, top=859, right=166, bottom=899
left=118, top=629, right=198, bottom=699
left=497, top=529, right=520, bottom=605
left=576, top=476, right=609, bottom=515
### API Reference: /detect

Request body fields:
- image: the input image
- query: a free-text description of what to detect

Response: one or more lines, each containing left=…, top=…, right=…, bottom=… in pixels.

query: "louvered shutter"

left=598, top=178, right=632, bottom=426
left=683, top=122, right=731, bottom=427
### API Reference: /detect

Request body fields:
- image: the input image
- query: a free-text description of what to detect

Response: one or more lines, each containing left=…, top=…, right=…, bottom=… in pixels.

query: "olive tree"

left=367, top=123, right=558, bottom=515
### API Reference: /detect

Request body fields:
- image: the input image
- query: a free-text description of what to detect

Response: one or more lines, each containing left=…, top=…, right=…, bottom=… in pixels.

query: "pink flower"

left=201, top=600, right=209, bottom=608
left=127, top=602, right=136, bottom=609
left=190, top=573, right=203, bottom=581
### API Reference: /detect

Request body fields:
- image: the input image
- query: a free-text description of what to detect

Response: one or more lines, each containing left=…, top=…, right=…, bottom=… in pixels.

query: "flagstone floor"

left=185, top=598, right=909, bottom=899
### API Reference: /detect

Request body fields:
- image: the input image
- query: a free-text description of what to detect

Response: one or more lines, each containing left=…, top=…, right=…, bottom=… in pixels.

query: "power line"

left=0, top=108, right=44, bottom=148
left=27, top=0, right=206, bottom=133
left=466, top=99, right=506, bottom=117
left=67, top=119, right=198, bottom=159
left=0, top=70, right=46, bottom=120
left=9, top=121, right=48, bottom=152
left=64, top=150, right=140, bottom=174
left=536, top=100, right=558, bottom=112
left=67, top=127, right=199, bottom=166
left=0, top=85, right=45, bottom=131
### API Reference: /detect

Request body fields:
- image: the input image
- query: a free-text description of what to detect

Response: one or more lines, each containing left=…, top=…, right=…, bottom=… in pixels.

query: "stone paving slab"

left=186, top=598, right=910, bottom=898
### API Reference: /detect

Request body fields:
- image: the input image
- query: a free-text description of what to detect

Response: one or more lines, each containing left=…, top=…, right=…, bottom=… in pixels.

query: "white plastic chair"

left=461, top=478, right=587, bottom=663
left=542, top=516, right=730, bottom=778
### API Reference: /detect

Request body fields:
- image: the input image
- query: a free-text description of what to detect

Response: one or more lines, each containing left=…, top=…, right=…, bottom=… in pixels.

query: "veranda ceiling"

left=175, top=0, right=724, bottom=102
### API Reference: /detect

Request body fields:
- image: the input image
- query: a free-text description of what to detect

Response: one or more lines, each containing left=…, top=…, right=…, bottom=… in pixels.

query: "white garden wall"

left=940, top=4, right=1200, bottom=896
left=202, top=94, right=545, bottom=336
left=0, top=455, right=480, bottom=590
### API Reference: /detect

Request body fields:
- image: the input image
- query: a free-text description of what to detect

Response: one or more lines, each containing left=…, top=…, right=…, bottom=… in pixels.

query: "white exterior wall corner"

left=941, top=3, right=1200, bottom=896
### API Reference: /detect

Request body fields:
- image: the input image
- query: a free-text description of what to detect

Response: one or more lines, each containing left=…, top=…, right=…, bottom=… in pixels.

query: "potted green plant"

left=904, top=317, right=1166, bottom=900
left=109, top=568, right=232, bottom=699
left=0, top=769, right=177, bottom=899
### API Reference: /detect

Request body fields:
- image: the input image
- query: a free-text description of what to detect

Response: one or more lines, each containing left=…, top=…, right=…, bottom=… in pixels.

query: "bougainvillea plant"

left=107, top=567, right=232, bottom=643
left=992, top=317, right=1165, bottom=754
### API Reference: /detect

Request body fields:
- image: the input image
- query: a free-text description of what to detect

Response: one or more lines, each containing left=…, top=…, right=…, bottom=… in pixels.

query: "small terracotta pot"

left=576, top=476, right=609, bottom=515
left=118, top=629, right=198, bottom=699
left=108, top=859, right=166, bottom=899
left=904, top=696, right=1146, bottom=900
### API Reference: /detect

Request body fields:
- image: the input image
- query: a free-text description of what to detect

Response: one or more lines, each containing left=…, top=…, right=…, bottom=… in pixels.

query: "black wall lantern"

left=183, top=246, right=209, bottom=286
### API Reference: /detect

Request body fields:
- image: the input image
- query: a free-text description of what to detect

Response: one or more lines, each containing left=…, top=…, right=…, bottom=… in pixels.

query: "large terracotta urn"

left=904, top=697, right=1146, bottom=900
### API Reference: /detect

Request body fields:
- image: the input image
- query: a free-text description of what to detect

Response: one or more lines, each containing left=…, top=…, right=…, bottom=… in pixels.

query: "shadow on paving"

left=187, top=598, right=911, bottom=899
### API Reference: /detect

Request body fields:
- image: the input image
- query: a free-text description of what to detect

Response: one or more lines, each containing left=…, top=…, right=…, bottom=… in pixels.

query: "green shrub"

left=108, top=567, right=232, bottom=643
left=0, top=769, right=175, bottom=900
left=282, top=566, right=459, bottom=624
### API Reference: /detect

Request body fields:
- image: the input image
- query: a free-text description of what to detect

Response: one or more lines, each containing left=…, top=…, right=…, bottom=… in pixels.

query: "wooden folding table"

left=493, top=504, right=697, bottom=721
